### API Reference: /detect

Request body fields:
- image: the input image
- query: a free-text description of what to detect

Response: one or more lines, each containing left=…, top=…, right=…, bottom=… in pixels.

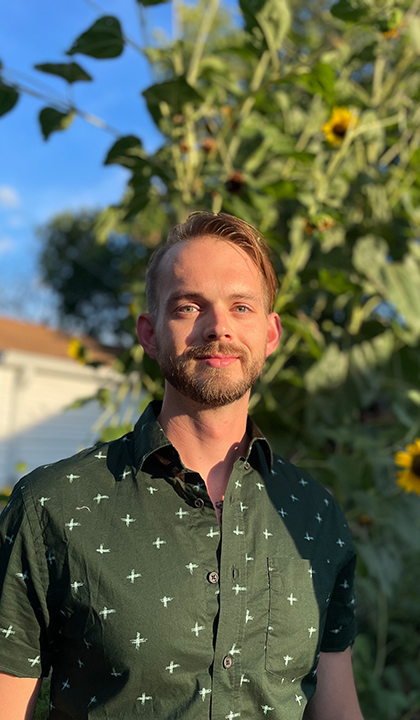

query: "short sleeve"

left=320, top=553, right=357, bottom=652
left=0, top=482, right=51, bottom=677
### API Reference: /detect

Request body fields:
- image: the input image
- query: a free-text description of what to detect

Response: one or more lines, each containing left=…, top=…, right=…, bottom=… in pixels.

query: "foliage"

left=2, top=0, right=420, bottom=717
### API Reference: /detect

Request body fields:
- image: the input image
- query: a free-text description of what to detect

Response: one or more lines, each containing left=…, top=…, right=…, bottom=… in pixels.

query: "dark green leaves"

left=104, top=136, right=147, bottom=169
left=39, top=107, right=75, bottom=140
left=0, top=80, right=19, bottom=117
left=330, top=0, right=368, bottom=23
left=67, top=17, right=124, bottom=59
left=142, top=77, right=202, bottom=126
left=34, top=62, right=92, bottom=83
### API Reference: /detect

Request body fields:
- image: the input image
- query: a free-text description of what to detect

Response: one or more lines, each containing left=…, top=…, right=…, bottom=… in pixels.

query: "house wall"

left=0, top=350, right=121, bottom=487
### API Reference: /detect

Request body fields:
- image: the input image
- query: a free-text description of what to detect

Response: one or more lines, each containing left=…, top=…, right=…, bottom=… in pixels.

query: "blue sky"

left=0, top=0, right=207, bottom=324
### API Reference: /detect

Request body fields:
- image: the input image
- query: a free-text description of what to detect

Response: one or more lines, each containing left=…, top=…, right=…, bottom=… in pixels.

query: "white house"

left=0, top=317, right=122, bottom=487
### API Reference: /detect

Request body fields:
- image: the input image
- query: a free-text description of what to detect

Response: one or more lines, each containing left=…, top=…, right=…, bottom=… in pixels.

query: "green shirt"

left=0, top=401, right=356, bottom=720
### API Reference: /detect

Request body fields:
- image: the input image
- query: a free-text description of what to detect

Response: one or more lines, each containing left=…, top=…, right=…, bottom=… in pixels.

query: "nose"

left=202, top=306, right=232, bottom=342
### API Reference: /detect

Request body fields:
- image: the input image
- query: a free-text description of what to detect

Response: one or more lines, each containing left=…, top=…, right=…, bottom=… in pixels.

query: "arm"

left=0, top=673, right=42, bottom=720
left=303, top=647, right=364, bottom=720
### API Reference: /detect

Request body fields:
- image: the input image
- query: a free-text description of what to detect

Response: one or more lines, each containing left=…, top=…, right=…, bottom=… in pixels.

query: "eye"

left=234, top=304, right=251, bottom=313
left=176, top=304, right=198, bottom=314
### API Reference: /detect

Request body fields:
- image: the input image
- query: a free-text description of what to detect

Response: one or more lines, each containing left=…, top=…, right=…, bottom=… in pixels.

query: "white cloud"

left=0, top=185, right=21, bottom=209
left=0, top=237, right=15, bottom=256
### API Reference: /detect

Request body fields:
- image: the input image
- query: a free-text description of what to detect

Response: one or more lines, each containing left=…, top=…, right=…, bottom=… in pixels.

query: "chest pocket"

left=265, top=556, right=320, bottom=679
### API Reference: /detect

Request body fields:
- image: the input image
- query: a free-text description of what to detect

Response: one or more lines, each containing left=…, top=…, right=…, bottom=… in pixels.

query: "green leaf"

left=104, top=135, right=147, bottom=169
left=304, top=343, right=349, bottom=393
left=34, top=62, right=92, bottom=83
left=318, top=269, right=355, bottom=295
left=39, top=107, right=75, bottom=140
left=295, top=63, right=336, bottom=103
left=67, top=16, right=124, bottom=59
left=330, top=0, right=368, bottom=23
left=136, top=0, right=170, bottom=4
left=142, top=76, right=202, bottom=126
left=0, top=80, right=19, bottom=117
left=240, top=0, right=291, bottom=51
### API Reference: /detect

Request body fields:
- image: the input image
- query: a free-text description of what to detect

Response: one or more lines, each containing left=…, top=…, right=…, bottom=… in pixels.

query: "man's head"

left=145, top=212, right=278, bottom=319
left=138, top=213, right=281, bottom=408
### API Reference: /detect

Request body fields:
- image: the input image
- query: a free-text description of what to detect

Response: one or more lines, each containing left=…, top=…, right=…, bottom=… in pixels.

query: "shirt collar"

left=133, top=400, right=273, bottom=472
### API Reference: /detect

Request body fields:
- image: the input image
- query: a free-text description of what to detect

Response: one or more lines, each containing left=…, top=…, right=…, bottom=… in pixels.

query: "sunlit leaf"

left=39, top=107, right=75, bottom=140
left=142, top=76, right=202, bottom=126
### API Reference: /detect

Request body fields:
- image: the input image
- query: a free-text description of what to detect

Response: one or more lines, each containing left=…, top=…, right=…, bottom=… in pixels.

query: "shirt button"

left=222, top=655, right=233, bottom=669
left=244, top=462, right=251, bottom=470
left=207, top=571, right=219, bottom=584
left=194, top=498, right=204, bottom=508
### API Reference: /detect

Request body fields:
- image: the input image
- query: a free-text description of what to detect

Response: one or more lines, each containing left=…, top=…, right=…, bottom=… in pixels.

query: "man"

left=0, top=212, right=363, bottom=720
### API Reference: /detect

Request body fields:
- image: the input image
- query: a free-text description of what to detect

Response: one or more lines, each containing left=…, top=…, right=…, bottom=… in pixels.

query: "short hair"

left=145, top=212, right=278, bottom=318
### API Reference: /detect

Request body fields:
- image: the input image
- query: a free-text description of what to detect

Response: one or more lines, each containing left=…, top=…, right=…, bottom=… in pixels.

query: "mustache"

left=183, top=342, right=247, bottom=361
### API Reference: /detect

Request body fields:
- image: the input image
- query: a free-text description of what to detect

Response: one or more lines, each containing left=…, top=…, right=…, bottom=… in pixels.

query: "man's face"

left=148, top=236, right=280, bottom=408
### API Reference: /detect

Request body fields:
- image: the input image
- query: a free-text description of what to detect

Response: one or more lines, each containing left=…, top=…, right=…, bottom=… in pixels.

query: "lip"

left=196, top=355, right=238, bottom=367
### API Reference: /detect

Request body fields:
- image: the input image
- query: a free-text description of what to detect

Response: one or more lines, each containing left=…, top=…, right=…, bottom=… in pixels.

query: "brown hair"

left=145, top=212, right=278, bottom=317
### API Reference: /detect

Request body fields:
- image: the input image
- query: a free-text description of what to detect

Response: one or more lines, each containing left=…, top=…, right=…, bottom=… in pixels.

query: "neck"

left=158, top=387, right=250, bottom=503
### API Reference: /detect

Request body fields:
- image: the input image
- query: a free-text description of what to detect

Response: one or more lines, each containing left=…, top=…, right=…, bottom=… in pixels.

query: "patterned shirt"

left=0, top=401, right=356, bottom=720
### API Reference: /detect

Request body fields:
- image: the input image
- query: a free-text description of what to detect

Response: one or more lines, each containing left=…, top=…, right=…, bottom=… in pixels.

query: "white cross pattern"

left=330, top=626, right=343, bottom=634
left=207, top=527, right=219, bottom=538
left=120, top=469, right=131, bottom=480
left=176, top=508, right=189, bottom=519
left=262, top=706, right=274, bottom=714
left=299, top=478, right=308, bottom=486
left=279, top=508, right=288, bottom=517
left=284, top=655, right=293, bottom=666
left=295, top=695, right=304, bottom=706
left=225, top=712, right=240, bottom=719
left=16, top=571, right=28, bottom=580
left=199, top=688, right=212, bottom=701
left=99, top=606, right=116, bottom=619
left=160, top=596, right=173, bottom=608
left=256, top=482, right=264, bottom=491
left=340, top=579, right=349, bottom=589
left=240, top=502, right=248, bottom=512
left=191, top=622, right=204, bottom=636
left=5, top=535, right=14, bottom=544
left=287, top=594, right=298, bottom=606
left=27, top=655, right=40, bottom=667
left=324, top=498, right=330, bottom=506
left=232, top=584, right=247, bottom=595
left=291, top=494, right=299, bottom=502
left=186, top=563, right=199, bottom=574
left=308, top=566, right=316, bottom=577
left=148, top=486, right=158, bottom=494
left=66, top=474, right=79, bottom=483
left=153, top=537, right=166, bottom=549
left=126, top=570, right=142, bottom=583
left=263, top=529, right=273, bottom=539
left=65, top=519, right=81, bottom=531
left=77, top=658, right=84, bottom=668
left=131, top=632, right=147, bottom=649
left=121, top=514, right=136, bottom=526
left=166, top=661, right=180, bottom=674
left=71, top=581, right=84, bottom=593
left=245, top=554, right=254, bottom=563
left=308, top=626, right=317, bottom=637
left=1, top=625, right=15, bottom=638
left=137, top=693, right=152, bottom=705
left=88, top=697, right=97, bottom=707
left=62, top=678, right=70, bottom=690
left=337, top=538, right=345, bottom=547
left=235, top=480, right=242, bottom=488
left=229, top=643, right=241, bottom=655
left=96, top=544, right=110, bottom=554
left=94, top=451, right=107, bottom=459
left=304, top=532, right=314, bottom=541
left=315, top=513, right=322, bottom=523
left=245, top=609, right=254, bottom=623
left=38, top=497, right=50, bottom=507
left=111, top=668, right=122, bottom=677
left=233, top=526, right=244, bottom=536
left=93, top=494, right=109, bottom=504
left=240, top=674, right=250, bottom=685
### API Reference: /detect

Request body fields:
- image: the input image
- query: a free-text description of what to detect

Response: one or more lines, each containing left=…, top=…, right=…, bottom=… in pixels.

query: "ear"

left=137, top=313, right=158, bottom=359
left=265, top=313, right=281, bottom=358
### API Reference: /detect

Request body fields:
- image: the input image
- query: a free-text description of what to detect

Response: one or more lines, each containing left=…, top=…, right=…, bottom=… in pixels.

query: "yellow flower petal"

left=394, top=452, right=413, bottom=468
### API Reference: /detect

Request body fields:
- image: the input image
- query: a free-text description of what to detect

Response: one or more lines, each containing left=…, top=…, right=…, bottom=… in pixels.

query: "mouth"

left=196, top=355, right=238, bottom=368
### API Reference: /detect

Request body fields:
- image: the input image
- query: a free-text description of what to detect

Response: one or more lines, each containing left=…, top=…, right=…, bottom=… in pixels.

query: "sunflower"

left=395, top=439, right=420, bottom=496
left=322, top=107, right=358, bottom=146
left=68, top=338, right=86, bottom=364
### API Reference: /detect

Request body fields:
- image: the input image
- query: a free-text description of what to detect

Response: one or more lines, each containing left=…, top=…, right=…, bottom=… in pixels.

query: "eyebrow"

left=166, top=291, right=262, bottom=305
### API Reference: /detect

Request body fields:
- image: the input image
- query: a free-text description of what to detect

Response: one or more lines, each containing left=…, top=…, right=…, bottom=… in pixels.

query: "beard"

left=156, top=341, right=265, bottom=408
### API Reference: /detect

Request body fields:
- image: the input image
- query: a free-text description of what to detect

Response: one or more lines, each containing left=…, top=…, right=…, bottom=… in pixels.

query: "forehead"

left=158, top=236, right=266, bottom=304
